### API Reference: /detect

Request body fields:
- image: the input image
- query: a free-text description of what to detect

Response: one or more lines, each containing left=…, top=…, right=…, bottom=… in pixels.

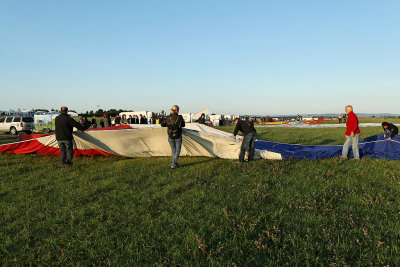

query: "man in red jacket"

left=342, top=105, right=360, bottom=159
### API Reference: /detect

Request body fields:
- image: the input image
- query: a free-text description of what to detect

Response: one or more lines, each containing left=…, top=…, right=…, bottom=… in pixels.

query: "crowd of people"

left=79, top=113, right=155, bottom=129
left=55, top=105, right=398, bottom=168
left=79, top=112, right=209, bottom=130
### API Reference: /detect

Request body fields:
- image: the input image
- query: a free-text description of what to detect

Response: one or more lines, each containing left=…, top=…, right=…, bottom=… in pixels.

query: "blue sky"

left=1, top=0, right=399, bottom=115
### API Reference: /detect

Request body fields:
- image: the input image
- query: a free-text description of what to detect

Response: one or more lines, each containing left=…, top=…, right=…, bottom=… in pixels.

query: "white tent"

left=68, top=111, right=79, bottom=117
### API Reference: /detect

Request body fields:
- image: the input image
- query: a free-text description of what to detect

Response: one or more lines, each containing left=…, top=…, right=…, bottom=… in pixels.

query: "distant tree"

left=107, top=109, right=119, bottom=117
left=95, top=109, right=104, bottom=117
left=88, top=110, right=94, bottom=116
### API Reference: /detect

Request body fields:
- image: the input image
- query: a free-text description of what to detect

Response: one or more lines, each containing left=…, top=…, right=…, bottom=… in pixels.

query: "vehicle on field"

left=0, top=116, right=35, bottom=134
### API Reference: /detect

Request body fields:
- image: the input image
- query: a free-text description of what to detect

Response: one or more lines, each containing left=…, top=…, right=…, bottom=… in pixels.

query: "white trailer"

left=181, top=113, right=195, bottom=123
left=209, top=114, right=223, bottom=126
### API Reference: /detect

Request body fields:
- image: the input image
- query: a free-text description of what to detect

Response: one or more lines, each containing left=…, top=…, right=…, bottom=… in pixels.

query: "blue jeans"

left=168, top=137, right=182, bottom=167
left=58, top=140, right=74, bottom=166
left=239, top=132, right=256, bottom=162
left=342, top=134, right=360, bottom=159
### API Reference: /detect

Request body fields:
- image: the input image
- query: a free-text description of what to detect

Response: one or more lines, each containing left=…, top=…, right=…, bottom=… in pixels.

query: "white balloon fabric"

left=0, top=124, right=282, bottom=160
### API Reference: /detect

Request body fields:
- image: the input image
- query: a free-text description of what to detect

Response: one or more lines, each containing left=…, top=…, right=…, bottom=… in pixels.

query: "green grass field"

left=1, top=126, right=400, bottom=265
left=216, top=126, right=385, bottom=145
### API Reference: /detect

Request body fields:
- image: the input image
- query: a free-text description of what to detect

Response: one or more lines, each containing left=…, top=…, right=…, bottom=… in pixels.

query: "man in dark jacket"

left=91, top=116, right=97, bottom=128
left=132, top=115, right=139, bottom=124
left=55, top=106, right=86, bottom=166
left=233, top=118, right=257, bottom=163
left=114, top=115, right=121, bottom=126
left=161, top=105, right=185, bottom=169
left=382, top=122, right=398, bottom=141
left=196, top=113, right=206, bottom=124
left=140, top=114, right=147, bottom=124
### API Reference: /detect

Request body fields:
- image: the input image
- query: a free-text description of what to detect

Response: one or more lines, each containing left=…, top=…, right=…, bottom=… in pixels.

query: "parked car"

left=0, top=116, right=35, bottom=134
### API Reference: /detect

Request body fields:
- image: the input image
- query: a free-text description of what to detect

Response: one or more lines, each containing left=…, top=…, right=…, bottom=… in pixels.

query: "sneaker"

left=170, top=165, right=177, bottom=169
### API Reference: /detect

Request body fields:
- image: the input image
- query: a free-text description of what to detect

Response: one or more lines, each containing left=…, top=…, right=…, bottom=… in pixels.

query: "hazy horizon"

left=0, top=107, right=399, bottom=118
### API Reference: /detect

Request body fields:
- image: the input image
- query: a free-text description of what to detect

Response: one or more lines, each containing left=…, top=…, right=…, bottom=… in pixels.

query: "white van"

left=0, top=116, right=35, bottom=134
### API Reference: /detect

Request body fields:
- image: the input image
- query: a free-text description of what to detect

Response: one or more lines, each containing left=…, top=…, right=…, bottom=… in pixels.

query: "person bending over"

left=233, top=118, right=257, bottom=163
left=382, top=122, right=398, bottom=141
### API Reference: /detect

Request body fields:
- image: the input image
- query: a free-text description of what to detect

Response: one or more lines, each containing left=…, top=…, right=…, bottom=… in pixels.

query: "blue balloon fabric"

left=255, top=134, right=400, bottom=160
